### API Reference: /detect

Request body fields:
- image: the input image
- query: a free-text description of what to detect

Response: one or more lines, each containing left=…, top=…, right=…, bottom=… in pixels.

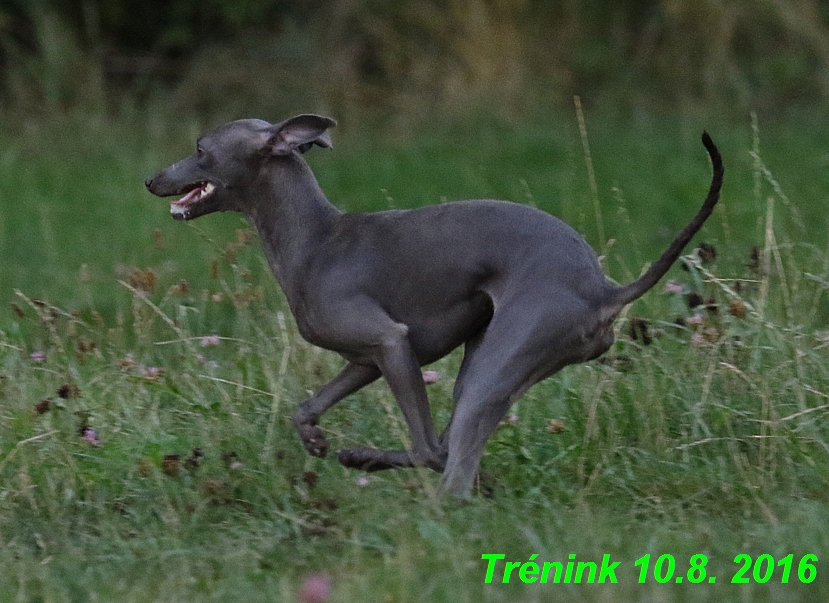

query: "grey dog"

left=146, top=115, right=723, bottom=498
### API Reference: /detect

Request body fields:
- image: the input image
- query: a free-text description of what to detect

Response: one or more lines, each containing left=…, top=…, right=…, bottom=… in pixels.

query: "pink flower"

left=357, top=476, right=370, bottom=487
left=686, top=312, right=704, bottom=325
left=422, top=370, right=441, bottom=384
left=507, top=413, right=519, bottom=424
left=29, top=351, right=46, bottom=362
left=297, top=574, right=331, bottom=603
left=140, top=366, right=165, bottom=382
left=200, top=335, right=221, bottom=347
left=82, top=429, right=101, bottom=447
left=664, top=280, right=684, bottom=294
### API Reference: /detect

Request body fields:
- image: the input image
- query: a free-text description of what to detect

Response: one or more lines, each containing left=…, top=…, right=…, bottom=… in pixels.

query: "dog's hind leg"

left=438, top=294, right=608, bottom=498
left=437, top=329, right=486, bottom=451
left=438, top=358, right=541, bottom=498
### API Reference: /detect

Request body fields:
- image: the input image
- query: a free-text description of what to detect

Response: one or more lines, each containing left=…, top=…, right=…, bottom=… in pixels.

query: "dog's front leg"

left=338, top=322, right=446, bottom=472
left=376, top=326, right=445, bottom=467
left=292, top=362, right=381, bottom=457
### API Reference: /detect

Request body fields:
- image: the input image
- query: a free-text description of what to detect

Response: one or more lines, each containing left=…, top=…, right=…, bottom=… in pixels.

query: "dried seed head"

left=162, top=454, right=181, bottom=478
left=687, top=292, right=704, bottom=309
left=697, top=242, right=717, bottom=264
left=202, top=479, right=232, bottom=502
left=302, top=471, right=319, bottom=489
left=137, top=459, right=153, bottom=478
left=77, top=339, right=96, bottom=353
left=184, top=448, right=204, bottom=472
left=546, top=419, right=566, bottom=434
left=58, top=383, right=80, bottom=399
left=729, top=299, right=748, bottom=319
left=308, top=497, right=338, bottom=511
left=119, top=353, right=136, bottom=369
left=128, top=268, right=157, bottom=293
left=703, top=326, right=720, bottom=343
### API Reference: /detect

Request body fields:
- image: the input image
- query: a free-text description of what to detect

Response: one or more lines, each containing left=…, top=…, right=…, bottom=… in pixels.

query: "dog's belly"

left=397, top=291, right=493, bottom=365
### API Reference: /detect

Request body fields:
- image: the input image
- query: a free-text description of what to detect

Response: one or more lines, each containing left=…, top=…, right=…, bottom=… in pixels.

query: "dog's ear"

left=267, top=115, right=337, bottom=155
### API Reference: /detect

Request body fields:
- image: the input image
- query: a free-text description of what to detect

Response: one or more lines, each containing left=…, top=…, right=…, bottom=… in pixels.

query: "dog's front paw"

left=295, top=423, right=329, bottom=458
left=337, top=448, right=366, bottom=469
left=338, top=448, right=389, bottom=472
left=338, top=448, right=412, bottom=472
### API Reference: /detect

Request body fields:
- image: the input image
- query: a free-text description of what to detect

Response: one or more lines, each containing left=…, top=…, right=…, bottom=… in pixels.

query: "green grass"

left=1, top=110, right=829, bottom=602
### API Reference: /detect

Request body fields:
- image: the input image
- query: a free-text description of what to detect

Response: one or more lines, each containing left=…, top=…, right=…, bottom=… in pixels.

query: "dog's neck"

left=246, top=155, right=341, bottom=305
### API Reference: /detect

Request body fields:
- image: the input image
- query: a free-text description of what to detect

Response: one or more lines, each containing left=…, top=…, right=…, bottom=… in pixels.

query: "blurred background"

left=2, top=0, right=829, bottom=318
left=1, top=0, right=829, bottom=128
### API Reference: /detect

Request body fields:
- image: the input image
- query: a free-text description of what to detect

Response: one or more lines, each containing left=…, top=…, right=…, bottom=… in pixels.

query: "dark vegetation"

left=3, top=0, right=829, bottom=128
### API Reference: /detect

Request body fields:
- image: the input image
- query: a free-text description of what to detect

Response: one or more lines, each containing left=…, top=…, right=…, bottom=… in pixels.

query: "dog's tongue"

left=171, top=182, right=215, bottom=208
left=172, top=186, right=203, bottom=207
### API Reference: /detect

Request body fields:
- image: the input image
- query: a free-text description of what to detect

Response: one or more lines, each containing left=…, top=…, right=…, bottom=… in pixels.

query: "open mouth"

left=169, top=182, right=216, bottom=219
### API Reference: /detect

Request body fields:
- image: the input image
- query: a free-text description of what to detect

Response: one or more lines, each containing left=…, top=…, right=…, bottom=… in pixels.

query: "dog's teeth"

left=198, top=183, right=215, bottom=199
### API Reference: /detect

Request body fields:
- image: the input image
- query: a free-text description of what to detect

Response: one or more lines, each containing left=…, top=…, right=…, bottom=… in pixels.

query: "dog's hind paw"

left=295, top=424, right=329, bottom=458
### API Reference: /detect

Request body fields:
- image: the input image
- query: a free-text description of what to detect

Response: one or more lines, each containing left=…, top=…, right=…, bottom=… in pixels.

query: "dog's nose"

left=144, top=176, right=154, bottom=190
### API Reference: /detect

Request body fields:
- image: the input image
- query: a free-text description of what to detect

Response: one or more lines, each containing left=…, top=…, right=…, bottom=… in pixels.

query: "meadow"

left=1, top=108, right=828, bottom=602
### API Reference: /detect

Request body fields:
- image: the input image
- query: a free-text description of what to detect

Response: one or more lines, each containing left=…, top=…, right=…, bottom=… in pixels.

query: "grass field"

left=1, top=109, right=828, bottom=602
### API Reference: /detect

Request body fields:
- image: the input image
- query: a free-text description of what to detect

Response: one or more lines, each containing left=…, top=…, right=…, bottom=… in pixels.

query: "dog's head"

left=145, top=114, right=336, bottom=221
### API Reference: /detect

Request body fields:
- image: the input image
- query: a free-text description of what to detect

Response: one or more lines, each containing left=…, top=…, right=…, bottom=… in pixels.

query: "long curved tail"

left=610, top=132, right=724, bottom=308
